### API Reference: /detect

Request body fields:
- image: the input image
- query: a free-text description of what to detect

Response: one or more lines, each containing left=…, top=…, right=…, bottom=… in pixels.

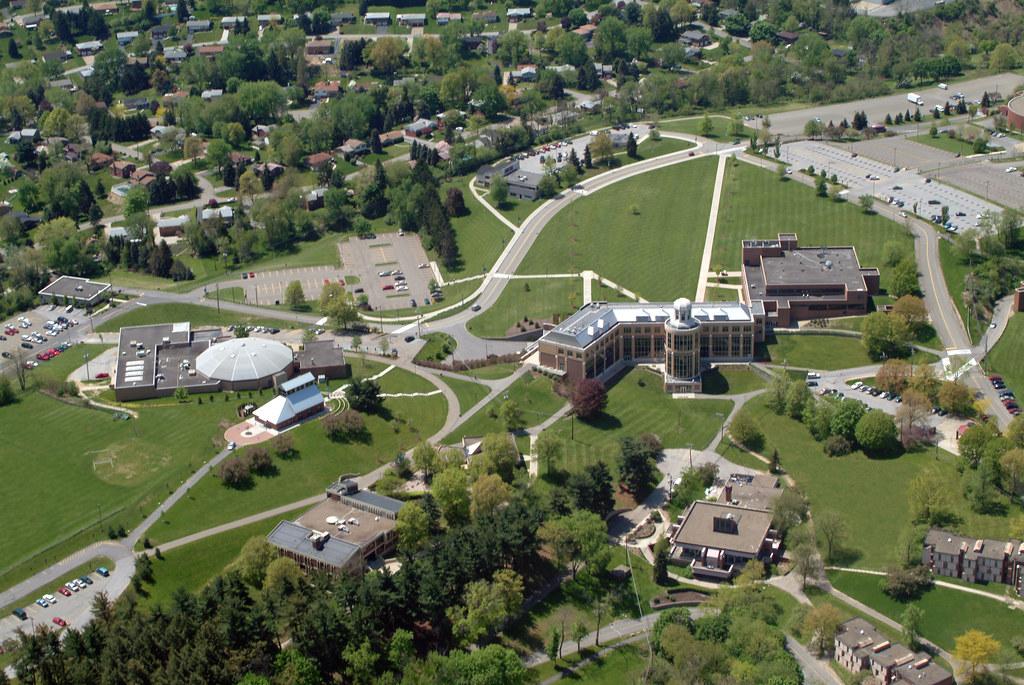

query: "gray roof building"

left=267, top=521, right=362, bottom=572
left=195, top=337, right=294, bottom=384
left=38, top=275, right=111, bottom=307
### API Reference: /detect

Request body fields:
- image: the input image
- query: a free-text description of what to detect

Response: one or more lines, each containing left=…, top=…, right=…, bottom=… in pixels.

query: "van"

left=12, top=608, right=27, bottom=620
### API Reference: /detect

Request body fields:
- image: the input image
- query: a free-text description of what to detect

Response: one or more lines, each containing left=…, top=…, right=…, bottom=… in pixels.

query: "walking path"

left=695, top=153, right=730, bottom=301
left=826, top=566, right=1024, bottom=609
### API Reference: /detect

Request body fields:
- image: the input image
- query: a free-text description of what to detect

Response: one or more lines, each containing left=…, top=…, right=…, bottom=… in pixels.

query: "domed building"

left=196, top=337, right=295, bottom=390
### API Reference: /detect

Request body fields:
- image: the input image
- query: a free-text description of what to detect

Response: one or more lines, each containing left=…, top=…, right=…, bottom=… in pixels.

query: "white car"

left=65, top=582, right=78, bottom=592
left=1005, top=167, right=1018, bottom=173
left=418, top=263, right=429, bottom=268
left=227, top=442, right=236, bottom=451
left=938, top=82, right=947, bottom=89
left=43, top=594, right=56, bottom=604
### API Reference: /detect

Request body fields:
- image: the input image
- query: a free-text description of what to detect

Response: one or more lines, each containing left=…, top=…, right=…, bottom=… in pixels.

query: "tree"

left=412, top=441, right=439, bottom=480
left=955, top=629, right=1001, bottom=680
left=539, top=509, right=610, bottom=579
left=489, top=176, right=509, bottom=206
left=1009, top=415, right=1024, bottom=449
left=535, top=430, right=564, bottom=475
left=909, top=466, right=956, bottom=525
left=219, top=456, right=251, bottom=487
left=228, top=537, right=277, bottom=587
left=471, top=473, right=512, bottom=519
left=893, top=295, right=928, bottom=333
left=861, top=311, right=911, bottom=361
left=938, top=381, right=972, bottom=416
left=499, top=399, right=525, bottom=432
left=571, top=378, right=607, bottom=419
left=803, top=604, right=842, bottom=655
left=319, top=282, right=359, bottom=331
left=347, top=378, right=382, bottom=413
left=431, top=467, right=470, bottom=526
left=173, top=386, right=189, bottom=402
left=567, top=461, right=615, bottom=519
left=901, top=604, right=924, bottom=649
left=284, top=281, right=305, bottom=310
left=448, top=570, right=524, bottom=646
left=791, top=540, right=822, bottom=588
left=396, top=501, right=431, bottom=555
left=617, top=435, right=659, bottom=494
left=0, top=376, right=15, bottom=407
left=772, top=487, right=808, bottom=535
left=590, top=132, right=614, bottom=166
left=881, top=565, right=933, bottom=600
left=858, top=194, right=875, bottom=214
left=855, top=410, right=899, bottom=455
left=890, top=258, right=920, bottom=298
left=238, top=168, right=261, bottom=205
left=626, top=133, right=637, bottom=158
left=480, top=433, right=520, bottom=482
left=816, top=510, right=847, bottom=563
left=729, top=411, right=763, bottom=450
left=572, top=620, right=589, bottom=655
left=445, top=187, right=466, bottom=217
left=323, top=409, right=365, bottom=440
left=1000, top=448, right=1024, bottom=495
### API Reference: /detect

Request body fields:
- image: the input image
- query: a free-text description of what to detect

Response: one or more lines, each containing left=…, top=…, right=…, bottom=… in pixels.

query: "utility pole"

left=215, top=283, right=221, bottom=314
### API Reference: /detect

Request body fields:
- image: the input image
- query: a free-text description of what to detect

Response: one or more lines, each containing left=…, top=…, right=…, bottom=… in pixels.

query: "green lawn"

left=440, top=375, right=491, bottom=415
left=139, top=509, right=305, bottom=608
left=534, top=642, right=647, bottom=683
left=467, top=278, right=583, bottom=338
left=700, top=365, right=767, bottom=395
left=0, top=385, right=245, bottom=589
left=96, top=303, right=298, bottom=333
left=147, top=366, right=446, bottom=545
left=541, top=369, right=732, bottom=475
left=986, top=313, right=1024, bottom=391
left=462, top=363, right=520, bottom=380
left=829, top=316, right=943, bottom=349
left=938, top=238, right=983, bottom=343
left=910, top=133, right=972, bottom=156
left=660, top=115, right=744, bottom=139
left=444, top=372, right=563, bottom=443
left=722, top=396, right=1020, bottom=569
left=828, top=570, right=1022, bottom=660
left=516, top=157, right=718, bottom=301
left=413, top=332, right=456, bottom=364
left=764, top=334, right=937, bottom=370
left=703, top=286, right=741, bottom=301
left=441, top=176, right=510, bottom=278
left=712, top=162, right=915, bottom=294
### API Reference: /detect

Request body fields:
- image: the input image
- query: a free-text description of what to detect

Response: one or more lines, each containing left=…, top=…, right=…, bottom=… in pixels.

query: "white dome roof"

left=196, top=337, right=293, bottom=383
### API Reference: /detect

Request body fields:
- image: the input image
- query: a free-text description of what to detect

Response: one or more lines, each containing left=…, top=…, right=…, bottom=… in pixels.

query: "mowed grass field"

left=987, top=314, right=1024, bottom=392
left=541, top=369, right=732, bottom=474
left=712, top=162, right=915, bottom=293
left=97, top=303, right=298, bottom=333
left=439, top=176, right=510, bottom=279
left=444, top=372, right=564, bottom=443
left=440, top=375, right=491, bottom=415
left=148, top=365, right=447, bottom=544
left=720, top=396, right=1020, bottom=569
left=938, top=238, right=984, bottom=344
left=467, top=278, right=583, bottom=338
left=0, top=382, right=242, bottom=588
left=828, top=570, right=1022, bottom=660
left=139, top=508, right=305, bottom=608
left=516, top=156, right=718, bottom=301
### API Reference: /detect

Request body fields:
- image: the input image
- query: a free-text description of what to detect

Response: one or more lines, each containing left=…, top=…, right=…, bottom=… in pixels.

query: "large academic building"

left=537, top=298, right=764, bottom=393
left=536, top=235, right=879, bottom=393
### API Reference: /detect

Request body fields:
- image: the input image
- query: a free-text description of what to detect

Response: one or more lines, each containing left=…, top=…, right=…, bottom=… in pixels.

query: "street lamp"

left=84, top=352, right=90, bottom=379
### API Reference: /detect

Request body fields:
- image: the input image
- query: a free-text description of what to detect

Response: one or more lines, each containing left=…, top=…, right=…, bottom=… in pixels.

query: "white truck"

left=907, top=92, right=924, bottom=106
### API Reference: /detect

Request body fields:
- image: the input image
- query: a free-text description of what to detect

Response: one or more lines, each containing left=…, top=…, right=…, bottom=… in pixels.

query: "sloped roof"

left=195, top=337, right=293, bottom=382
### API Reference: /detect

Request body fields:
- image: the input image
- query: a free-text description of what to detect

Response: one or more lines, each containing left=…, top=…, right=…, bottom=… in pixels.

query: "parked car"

left=58, top=587, right=72, bottom=597
left=52, top=617, right=67, bottom=627
left=96, top=567, right=109, bottom=577
left=79, top=575, right=93, bottom=585
left=12, top=608, right=27, bottom=620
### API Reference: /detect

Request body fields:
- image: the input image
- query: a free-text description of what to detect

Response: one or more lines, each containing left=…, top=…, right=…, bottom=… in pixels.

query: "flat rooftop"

left=295, top=498, right=397, bottom=550
left=672, top=500, right=773, bottom=556
left=543, top=300, right=755, bottom=350
left=113, top=322, right=220, bottom=392
left=38, top=274, right=111, bottom=301
left=267, top=520, right=360, bottom=569
left=721, top=473, right=782, bottom=510
left=756, top=246, right=871, bottom=291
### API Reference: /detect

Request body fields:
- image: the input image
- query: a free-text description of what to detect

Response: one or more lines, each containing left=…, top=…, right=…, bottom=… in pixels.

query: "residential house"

left=834, top=618, right=954, bottom=685
left=220, top=15, right=245, bottom=29
left=507, top=7, right=531, bottom=21
left=42, top=49, right=71, bottom=63
left=306, top=39, right=335, bottom=56
left=163, top=46, right=187, bottom=63
left=48, top=78, right=75, bottom=92
left=396, top=12, right=425, bottom=26
left=196, top=44, right=224, bottom=59
left=461, top=32, right=499, bottom=54
left=304, top=187, right=326, bottom=210
left=330, top=11, right=355, bottom=25
left=111, top=160, right=136, bottom=178
left=6, top=128, right=37, bottom=144
left=150, top=24, right=169, bottom=40
left=75, top=40, right=103, bottom=55
left=253, top=162, right=285, bottom=182
left=339, top=138, right=368, bottom=158
left=573, top=23, right=596, bottom=39
left=922, top=529, right=1024, bottom=595
left=228, top=151, right=253, bottom=168
left=93, top=2, right=118, bottom=14
left=305, top=152, right=334, bottom=170
left=201, top=88, right=223, bottom=101
left=379, top=130, right=404, bottom=147
left=150, top=160, right=173, bottom=177
left=776, top=30, right=799, bottom=44
left=258, top=13, right=282, bottom=26
left=403, top=118, right=435, bottom=139
left=16, top=12, right=46, bottom=29
left=123, top=97, right=150, bottom=111
left=680, top=29, right=711, bottom=47
left=364, top=11, right=391, bottom=25
left=186, top=18, right=211, bottom=33
left=116, top=30, right=139, bottom=46
left=157, top=215, right=188, bottom=237
left=89, top=152, right=115, bottom=171
left=472, top=10, right=499, bottom=23
left=131, top=168, right=156, bottom=187
left=509, top=64, right=538, bottom=83
left=668, top=500, right=780, bottom=579
left=312, top=80, right=340, bottom=101
left=435, top=12, right=462, bottom=24
left=200, top=206, right=233, bottom=223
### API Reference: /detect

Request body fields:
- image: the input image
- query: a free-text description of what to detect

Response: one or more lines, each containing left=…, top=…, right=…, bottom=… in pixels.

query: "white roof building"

left=195, top=337, right=293, bottom=384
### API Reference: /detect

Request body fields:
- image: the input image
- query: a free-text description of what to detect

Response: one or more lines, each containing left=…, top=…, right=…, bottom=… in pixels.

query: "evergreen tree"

left=370, top=129, right=382, bottom=155
left=583, top=144, right=593, bottom=169
left=7, top=39, right=19, bottom=60
left=626, top=132, right=637, bottom=158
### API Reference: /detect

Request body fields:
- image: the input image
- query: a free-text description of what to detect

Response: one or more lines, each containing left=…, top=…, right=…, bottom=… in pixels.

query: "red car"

left=989, top=375, right=1003, bottom=382
left=382, top=284, right=394, bottom=291
left=57, top=587, right=71, bottom=597
left=52, top=617, right=67, bottom=627
left=96, top=372, right=109, bottom=379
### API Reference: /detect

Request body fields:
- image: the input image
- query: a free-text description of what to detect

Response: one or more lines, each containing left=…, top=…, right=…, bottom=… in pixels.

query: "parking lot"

left=779, top=140, right=1002, bottom=232
left=517, top=123, right=652, bottom=175
left=224, top=265, right=348, bottom=308
left=0, top=304, right=92, bottom=378
left=935, top=161, right=1024, bottom=211
left=338, top=233, right=436, bottom=311
left=0, top=565, right=120, bottom=645
left=849, top=136, right=955, bottom=172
